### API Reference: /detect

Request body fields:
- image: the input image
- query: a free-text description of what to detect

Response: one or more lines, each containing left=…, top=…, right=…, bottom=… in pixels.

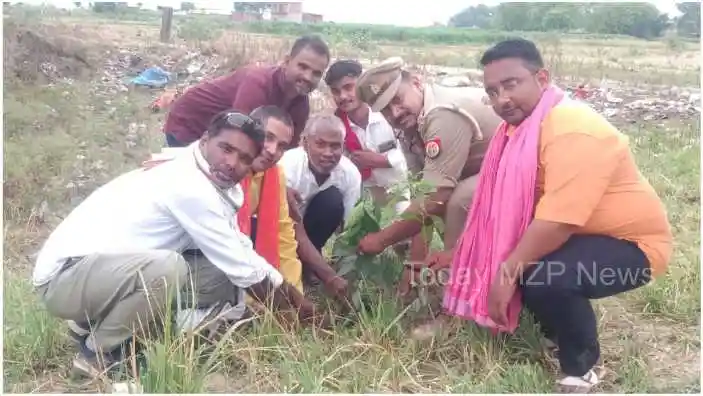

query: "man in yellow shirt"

left=243, top=106, right=349, bottom=303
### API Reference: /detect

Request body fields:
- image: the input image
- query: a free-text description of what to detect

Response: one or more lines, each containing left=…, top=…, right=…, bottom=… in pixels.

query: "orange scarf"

left=237, top=167, right=281, bottom=269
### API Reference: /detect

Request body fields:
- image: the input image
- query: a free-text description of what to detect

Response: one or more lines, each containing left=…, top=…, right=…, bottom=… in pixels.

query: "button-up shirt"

left=417, top=83, right=502, bottom=188
left=163, top=66, right=309, bottom=146
left=346, top=110, right=409, bottom=189
left=33, top=144, right=284, bottom=299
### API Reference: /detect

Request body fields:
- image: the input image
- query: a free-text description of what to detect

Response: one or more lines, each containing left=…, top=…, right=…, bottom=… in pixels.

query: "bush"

left=241, top=21, right=518, bottom=46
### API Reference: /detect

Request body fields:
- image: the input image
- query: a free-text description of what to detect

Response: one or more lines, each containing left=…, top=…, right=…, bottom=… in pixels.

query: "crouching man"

left=353, top=57, right=502, bottom=299
left=278, top=114, right=362, bottom=284
left=32, top=110, right=324, bottom=379
left=240, top=105, right=351, bottom=304
left=443, top=39, right=672, bottom=392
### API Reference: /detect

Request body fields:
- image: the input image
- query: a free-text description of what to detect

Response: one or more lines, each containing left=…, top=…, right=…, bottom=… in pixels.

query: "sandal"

left=557, top=366, right=604, bottom=393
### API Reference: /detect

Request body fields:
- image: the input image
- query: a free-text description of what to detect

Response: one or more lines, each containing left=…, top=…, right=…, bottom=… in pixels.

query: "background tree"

left=448, top=4, right=494, bottom=29
left=676, top=2, right=701, bottom=38
left=448, top=2, right=678, bottom=39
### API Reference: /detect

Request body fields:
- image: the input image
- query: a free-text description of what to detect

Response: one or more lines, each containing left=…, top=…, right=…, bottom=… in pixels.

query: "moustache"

left=211, top=164, right=233, bottom=174
left=500, top=102, right=516, bottom=112
left=395, top=113, right=410, bottom=123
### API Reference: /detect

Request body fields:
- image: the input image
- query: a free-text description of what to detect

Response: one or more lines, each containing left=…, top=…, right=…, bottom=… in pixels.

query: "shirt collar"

left=420, top=83, right=435, bottom=118
left=347, top=105, right=385, bottom=130
left=251, top=171, right=265, bottom=181
left=191, top=141, right=245, bottom=208
left=368, top=109, right=387, bottom=126
left=273, top=66, right=287, bottom=97
left=273, top=66, right=307, bottom=108
left=416, top=83, right=437, bottom=132
left=302, top=151, right=339, bottom=180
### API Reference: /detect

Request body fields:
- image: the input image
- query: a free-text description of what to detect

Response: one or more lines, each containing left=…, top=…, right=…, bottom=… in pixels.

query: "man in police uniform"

left=356, top=57, right=502, bottom=274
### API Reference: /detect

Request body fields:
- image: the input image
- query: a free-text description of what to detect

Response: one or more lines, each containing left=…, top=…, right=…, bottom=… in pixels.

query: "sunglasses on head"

left=211, top=111, right=264, bottom=137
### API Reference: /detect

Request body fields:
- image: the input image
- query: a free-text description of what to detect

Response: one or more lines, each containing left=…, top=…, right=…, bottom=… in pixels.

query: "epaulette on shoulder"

left=420, top=104, right=484, bottom=141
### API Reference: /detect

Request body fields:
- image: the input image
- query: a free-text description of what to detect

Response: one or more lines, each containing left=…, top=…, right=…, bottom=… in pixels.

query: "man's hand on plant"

left=323, top=274, right=349, bottom=301
left=287, top=187, right=302, bottom=205
left=426, top=249, right=454, bottom=270
left=398, top=266, right=417, bottom=301
left=358, top=232, right=386, bottom=255
left=297, top=300, right=335, bottom=330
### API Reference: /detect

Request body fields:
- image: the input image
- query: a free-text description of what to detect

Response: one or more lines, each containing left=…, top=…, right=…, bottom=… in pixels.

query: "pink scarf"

left=442, top=85, right=565, bottom=334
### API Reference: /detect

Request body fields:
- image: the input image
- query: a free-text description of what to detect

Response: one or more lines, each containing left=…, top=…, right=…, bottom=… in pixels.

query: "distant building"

left=190, top=8, right=231, bottom=15
left=302, top=12, right=323, bottom=23
left=268, top=1, right=302, bottom=22
left=231, top=9, right=262, bottom=22
left=232, top=1, right=321, bottom=23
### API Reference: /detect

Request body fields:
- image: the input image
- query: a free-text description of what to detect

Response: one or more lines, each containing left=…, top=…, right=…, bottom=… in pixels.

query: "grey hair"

left=302, top=113, right=346, bottom=140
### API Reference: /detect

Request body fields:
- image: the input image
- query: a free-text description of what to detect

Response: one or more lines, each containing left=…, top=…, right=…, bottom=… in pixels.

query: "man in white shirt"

left=33, top=111, right=322, bottom=379
left=324, top=59, right=410, bottom=214
left=278, top=113, right=362, bottom=282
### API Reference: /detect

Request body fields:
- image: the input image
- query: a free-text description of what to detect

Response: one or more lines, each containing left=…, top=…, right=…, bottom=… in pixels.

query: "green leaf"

left=352, top=288, right=365, bottom=310
left=421, top=223, right=435, bottom=242
left=355, top=254, right=377, bottom=270
left=331, top=241, right=356, bottom=258
left=358, top=207, right=381, bottom=232
left=429, top=215, right=445, bottom=234
left=400, top=211, right=421, bottom=222
left=336, top=255, right=357, bottom=277
left=345, top=200, right=367, bottom=227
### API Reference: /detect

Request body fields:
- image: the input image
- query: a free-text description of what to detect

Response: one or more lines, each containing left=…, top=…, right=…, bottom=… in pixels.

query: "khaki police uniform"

left=356, top=58, right=502, bottom=249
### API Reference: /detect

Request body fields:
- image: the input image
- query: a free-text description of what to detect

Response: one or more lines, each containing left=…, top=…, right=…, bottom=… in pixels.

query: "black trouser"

left=301, top=187, right=344, bottom=278
left=303, top=186, right=344, bottom=250
left=519, top=234, right=652, bottom=377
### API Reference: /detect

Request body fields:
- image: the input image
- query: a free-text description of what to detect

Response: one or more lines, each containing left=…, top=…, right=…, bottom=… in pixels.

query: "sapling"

left=330, top=173, right=445, bottom=312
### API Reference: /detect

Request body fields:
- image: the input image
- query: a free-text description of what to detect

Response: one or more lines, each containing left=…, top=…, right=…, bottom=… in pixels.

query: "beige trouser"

left=37, top=249, right=238, bottom=353
left=443, top=175, right=479, bottom=250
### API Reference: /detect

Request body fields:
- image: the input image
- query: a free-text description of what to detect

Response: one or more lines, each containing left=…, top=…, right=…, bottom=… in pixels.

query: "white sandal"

left=557, top=367, right=602, bottom=393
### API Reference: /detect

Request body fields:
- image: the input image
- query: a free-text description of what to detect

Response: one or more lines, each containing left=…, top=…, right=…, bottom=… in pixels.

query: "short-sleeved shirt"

left=531, top=100, right=673, bottom=276
left=415, top=84, right=502, bottom=189
left=278, top=147, right=362, bottom=222
left=163, top=66, right=309, bottom=146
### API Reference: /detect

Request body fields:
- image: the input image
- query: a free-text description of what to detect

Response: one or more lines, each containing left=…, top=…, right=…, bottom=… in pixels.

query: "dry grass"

left=3, top=12, right=700, bottom=393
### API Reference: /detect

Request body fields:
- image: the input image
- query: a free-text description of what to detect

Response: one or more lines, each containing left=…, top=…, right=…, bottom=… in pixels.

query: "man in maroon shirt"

left=163, top=35, right=330, bottom=148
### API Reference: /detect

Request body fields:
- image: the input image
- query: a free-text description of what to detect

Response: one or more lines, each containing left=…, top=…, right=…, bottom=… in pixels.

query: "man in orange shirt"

left=243, top=106, right=350, bottom=303
left=425, top=39, right=672, bottom=392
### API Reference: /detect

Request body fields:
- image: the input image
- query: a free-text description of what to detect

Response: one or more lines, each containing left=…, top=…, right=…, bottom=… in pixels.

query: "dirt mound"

left=3, top=21, right=97, bottom=84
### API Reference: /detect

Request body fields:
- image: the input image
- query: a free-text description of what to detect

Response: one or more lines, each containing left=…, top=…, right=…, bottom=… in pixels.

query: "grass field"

left=3, top=10, right=701, bottom=393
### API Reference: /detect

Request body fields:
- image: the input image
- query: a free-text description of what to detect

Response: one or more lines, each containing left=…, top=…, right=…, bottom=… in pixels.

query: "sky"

left=21, top=0, right=684, bottom=27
